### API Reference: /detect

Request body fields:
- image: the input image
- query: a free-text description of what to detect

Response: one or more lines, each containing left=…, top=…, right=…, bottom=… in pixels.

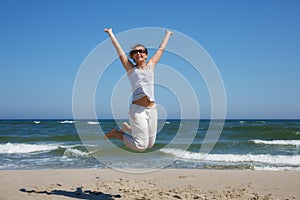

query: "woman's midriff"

left=132, top=96, right=155, bottom=108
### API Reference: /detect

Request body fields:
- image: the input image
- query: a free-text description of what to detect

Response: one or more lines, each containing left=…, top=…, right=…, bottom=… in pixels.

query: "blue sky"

left=0, top=0, right=299, bottom=119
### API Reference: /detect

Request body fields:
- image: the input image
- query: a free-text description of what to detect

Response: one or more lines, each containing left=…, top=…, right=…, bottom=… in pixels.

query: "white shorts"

left=122, top=104, right=157, bottom=151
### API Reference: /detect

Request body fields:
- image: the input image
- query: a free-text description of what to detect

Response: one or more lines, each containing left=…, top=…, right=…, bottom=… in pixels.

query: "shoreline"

left=0, top=169, right=299, bottom=199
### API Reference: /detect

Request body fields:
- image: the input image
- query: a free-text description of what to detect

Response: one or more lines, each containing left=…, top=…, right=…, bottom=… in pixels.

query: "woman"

left=104, top=28, right=173, bottom=151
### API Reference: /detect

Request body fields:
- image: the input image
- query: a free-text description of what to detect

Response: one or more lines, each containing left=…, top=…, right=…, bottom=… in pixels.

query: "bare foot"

left=104, top=128, right=123, bottom=141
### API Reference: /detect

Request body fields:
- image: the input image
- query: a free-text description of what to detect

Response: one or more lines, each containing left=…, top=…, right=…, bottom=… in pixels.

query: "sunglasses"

left=130, top=49, right=147, bottom=55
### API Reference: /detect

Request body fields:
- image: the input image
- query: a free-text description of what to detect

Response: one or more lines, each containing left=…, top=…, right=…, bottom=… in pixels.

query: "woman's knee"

left=134, top=139, right=148, bottom=151
left=147, top=143, right=154, bottom=149
left=147, top=135, right=156, bottom=149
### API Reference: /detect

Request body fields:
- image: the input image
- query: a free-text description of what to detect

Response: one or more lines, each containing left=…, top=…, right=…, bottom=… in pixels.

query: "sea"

left=0, top=119, right=300, bottom=171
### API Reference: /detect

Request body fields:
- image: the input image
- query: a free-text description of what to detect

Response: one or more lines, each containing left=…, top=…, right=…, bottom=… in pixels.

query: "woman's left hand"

left=166, top=30, right=174, bottom=35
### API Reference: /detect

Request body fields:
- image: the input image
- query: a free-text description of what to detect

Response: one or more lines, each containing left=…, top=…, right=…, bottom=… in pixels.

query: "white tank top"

left=127, top=63, right=154, bottom=102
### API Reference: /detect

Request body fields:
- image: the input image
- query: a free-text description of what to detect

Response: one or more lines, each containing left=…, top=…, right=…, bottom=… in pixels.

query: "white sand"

left=0, top=169, right=299, bottom=199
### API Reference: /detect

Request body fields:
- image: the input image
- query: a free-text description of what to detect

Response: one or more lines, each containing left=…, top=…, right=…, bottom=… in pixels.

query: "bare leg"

left=104, top=128, right=123, bottom=141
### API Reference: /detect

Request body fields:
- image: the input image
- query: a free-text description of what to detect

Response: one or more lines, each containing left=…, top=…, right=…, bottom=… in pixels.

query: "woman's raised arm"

left=148, top=30, right=174, bottom=66
left=104, top=28, right=133, bottom=71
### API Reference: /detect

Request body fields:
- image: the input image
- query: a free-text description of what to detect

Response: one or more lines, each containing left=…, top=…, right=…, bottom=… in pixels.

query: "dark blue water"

left=0, top=120, right=299, bottom=170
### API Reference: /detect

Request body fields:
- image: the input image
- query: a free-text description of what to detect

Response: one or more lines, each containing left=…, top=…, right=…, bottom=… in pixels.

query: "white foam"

left=58, top=144, right=78, bottom=149
left=253, top=166, right=300, bottom=171
left=63, top=148, right=89, bottom=157
left=60, top=120, right=74, bottom=124
left=250, top=139, right=300, bottom=147
left=34, top=121, right=40, bottom=124
left=87, top=121, right=100, bottom=125
left=160, top=148, right=300, bottom=166
left=0, top=143, right=58, bottom=154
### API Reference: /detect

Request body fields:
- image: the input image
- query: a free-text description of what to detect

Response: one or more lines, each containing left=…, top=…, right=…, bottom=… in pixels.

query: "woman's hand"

left=166, top=30, right=174, bottom=35
left=104, top=28, right=112, bottom=33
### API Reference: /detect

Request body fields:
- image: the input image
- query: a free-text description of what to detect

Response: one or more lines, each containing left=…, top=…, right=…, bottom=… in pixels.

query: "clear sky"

left=0, top=0, right=299, bottom=119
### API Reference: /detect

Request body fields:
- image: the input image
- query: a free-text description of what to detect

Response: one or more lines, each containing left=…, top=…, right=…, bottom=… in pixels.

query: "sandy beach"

left=0, top=169, right=299, bottom=200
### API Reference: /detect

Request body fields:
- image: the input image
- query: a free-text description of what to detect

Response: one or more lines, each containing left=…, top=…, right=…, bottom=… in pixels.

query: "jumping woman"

left=104, top=28, right=173, bottom=151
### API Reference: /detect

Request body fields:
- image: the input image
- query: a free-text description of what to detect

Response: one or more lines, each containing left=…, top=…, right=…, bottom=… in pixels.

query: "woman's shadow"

left=20, top=187, right=121, bottom=200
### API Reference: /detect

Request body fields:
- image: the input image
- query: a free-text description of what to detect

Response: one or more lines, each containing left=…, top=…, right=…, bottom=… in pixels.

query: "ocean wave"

left=34, top=121, right=40, bottom=124
left=0, top=143, right=58, bottom=154
left=60, top=120, right=74, bottom=124
left=63, top=148, right=90, bottom=157
left=253, top=166, right=300, bottom=171
left=250, top=139, right=300, bottom=147
left=87, top=121, right=100, bottom=125
left=160, top=148, right=300, bottom=166
left=239, top=120, right=266, bottom=124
